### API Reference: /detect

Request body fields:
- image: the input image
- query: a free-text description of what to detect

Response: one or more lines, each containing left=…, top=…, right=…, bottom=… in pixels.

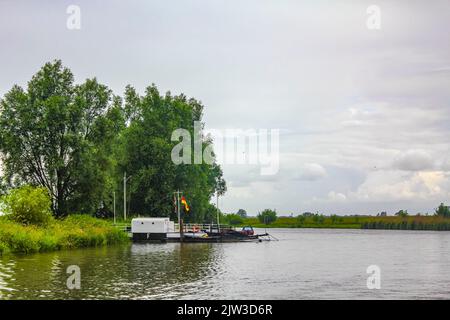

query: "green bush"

left=2, top=185, right=53, bottom=226
left=296, top=215, right=306, bottom=225
left=435, top=203, right=450, bottom=218
left=224, top=214, right=244, bottom=225
left=395, top=209, right=408, bottom=217
left=330, top=214, right=339, bottom=224
left=257, top=209, right=277, bottom=225
left=236, top=209, right=247, bottom=218
left=0, top=241, right=8, bottom=255
left=38, top=234, right=60, bottom=252
left=10, top=231, right=40, bottom=253
left=0, top=214, right=129, bottom=254
left=312, top=214, right=325, bottom=224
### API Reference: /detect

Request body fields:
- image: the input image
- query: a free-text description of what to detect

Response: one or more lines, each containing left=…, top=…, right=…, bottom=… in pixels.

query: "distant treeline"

left=232, top=215, right=450, bottom=231
left=223, top=205, right=450, bottom=231
left=360, top=216, right=450, bottom=231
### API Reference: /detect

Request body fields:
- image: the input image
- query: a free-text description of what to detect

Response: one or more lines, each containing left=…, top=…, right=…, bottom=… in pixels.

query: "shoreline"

left=236, top=215, right=450, bottom=231
left=4, top=214, right=450, bottom=256
left=0, top=215, right=129, bottom=256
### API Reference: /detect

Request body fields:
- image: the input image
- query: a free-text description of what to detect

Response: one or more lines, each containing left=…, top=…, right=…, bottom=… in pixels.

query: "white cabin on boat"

left=131, top=217, right=175, bottom=241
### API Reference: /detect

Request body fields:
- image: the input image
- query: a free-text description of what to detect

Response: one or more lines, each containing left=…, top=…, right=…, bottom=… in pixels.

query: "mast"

left=216, top=192, right=220, bottom=233
left=113, top=191, right=116, bottom=225
left=123, top=172, right=132, bottom=221
left=174, top=190, right=184, bottom=242
left=123, top=172, right=126, bottom=221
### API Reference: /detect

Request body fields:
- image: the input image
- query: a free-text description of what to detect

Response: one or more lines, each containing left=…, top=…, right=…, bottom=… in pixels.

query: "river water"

left=1, top=228, right=450, bottom=300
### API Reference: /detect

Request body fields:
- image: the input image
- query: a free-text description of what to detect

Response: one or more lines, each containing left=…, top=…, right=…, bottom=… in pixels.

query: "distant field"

left=238, top=215, right=450, bottom=231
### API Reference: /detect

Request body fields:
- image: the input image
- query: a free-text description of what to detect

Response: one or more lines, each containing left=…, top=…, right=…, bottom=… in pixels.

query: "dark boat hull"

left=165, top=232, right=268, bottom=243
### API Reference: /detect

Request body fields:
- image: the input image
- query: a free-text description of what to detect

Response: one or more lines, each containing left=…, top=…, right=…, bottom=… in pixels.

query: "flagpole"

left=174, top=190, right=183, bottom=242
left=123, top=172, right=126, bottom=221
left=216, top=192, right=220, bottom=233
left=176, top=191, right=180, bottom=227
left=113, top=191, right=116, bottom=225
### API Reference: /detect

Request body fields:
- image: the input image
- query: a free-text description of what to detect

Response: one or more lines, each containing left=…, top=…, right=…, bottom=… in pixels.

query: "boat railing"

left=174, top=223, right=233, bottom=233
left=111, top=222, right=235, bottom=233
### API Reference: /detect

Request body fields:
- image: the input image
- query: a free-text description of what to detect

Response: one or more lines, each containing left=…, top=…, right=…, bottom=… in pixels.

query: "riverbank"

left=238, top=216, right=450, bottom=231
left=0, top=215, right=129, bottom=255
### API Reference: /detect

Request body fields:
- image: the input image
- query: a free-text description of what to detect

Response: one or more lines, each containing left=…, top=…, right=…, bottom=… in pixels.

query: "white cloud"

left=350, top=170, right=450, bottom=202
left=392, top=150, right=435, bottom=171
left=327, top=191, right=347, bottom=202
left=293, top=163, right=327, bottom=181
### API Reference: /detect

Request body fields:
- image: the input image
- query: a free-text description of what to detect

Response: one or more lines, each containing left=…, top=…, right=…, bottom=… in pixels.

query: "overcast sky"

left=1, top=0, right=450, bottom=215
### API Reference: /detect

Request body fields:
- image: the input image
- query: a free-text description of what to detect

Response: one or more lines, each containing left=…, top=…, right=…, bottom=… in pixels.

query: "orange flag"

left=181, top=196, right=190, bottom=213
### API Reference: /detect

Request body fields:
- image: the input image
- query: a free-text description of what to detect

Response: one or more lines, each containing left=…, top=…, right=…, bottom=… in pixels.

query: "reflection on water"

left=1, top=228, right=450, bottom=299
left=0, top=242, right=221, bottom=300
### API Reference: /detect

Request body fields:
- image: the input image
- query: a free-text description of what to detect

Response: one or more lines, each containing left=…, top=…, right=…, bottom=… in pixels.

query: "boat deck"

left=124, top=222, right=277, bottom=243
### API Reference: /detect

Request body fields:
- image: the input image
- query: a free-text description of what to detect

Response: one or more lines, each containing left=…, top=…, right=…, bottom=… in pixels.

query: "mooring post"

left=216, top=192, right=220, bottom=233
left=180, top=218, right=184, bottom=242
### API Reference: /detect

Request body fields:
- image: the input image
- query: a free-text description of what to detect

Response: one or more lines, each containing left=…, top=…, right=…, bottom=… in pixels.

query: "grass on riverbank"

left=238, top=215, right=450, bottom=231
left=0, top=215, right=129, bottom=255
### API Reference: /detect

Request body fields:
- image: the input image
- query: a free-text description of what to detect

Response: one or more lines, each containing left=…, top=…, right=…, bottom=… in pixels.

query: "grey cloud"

left=392, top=150, right=435, bottom=171
left=293, top=163, right=327, bottom=181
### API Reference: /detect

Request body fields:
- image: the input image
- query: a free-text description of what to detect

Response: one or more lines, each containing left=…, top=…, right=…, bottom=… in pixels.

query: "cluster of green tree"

left=361, top=220, right=450, bottom=231
left=394, top=210, right=409, bottom=217
left=435, top=203, right=450, bottom=218
left=358, top=204, right=450, bottom=230
left=0, top=60, right=225, bottom=223
left=297, top=213, right=329, bottom=225
left=222, top=208, right=278, bottom=226
left=221, top=203, right=450, bottom=229
left=222, top=209, right=247, bottom=225
left=239, top=215, right=360, bottom=229
left=223, top=214, right=244, bottom=226
left=231, top=205, right=450, bottom=230
left=257, top=209, right=277, bottom=224
left=236, top=209, right=247, bottom=218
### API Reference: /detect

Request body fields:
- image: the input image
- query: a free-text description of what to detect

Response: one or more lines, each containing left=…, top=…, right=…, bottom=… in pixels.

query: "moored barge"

left=130, top=217, right=271, bottom=243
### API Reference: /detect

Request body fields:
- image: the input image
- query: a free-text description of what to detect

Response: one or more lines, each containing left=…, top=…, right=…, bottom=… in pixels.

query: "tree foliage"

left=2, top=185, right=52, bottom=226
left=119, top=85, right=225, bottom=222
left=435, top=203, right=450, bottom=218
left=0, top=60, right=225, bottom=221
left=312, top=214, right=325, bottom=224
left=236, top=209, right=247, bottom=218
left=224, top=213, right=244, bottom=225
left=257, top=209, right=277, bottom=225
left=395, top=210, right=408, bottom=218
left=0, top=60, right=122, bottom=217
left=296, top=214, right=306, bottom=225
